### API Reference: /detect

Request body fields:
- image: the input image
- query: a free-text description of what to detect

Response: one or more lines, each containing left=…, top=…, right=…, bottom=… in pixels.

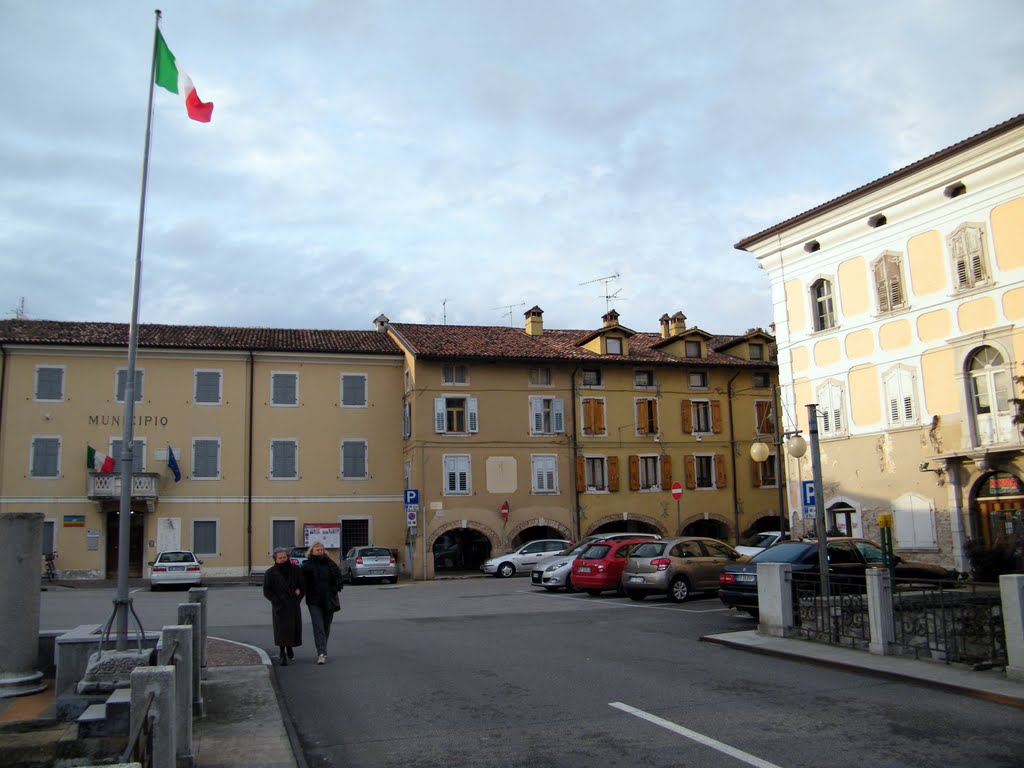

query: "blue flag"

left=168, top=447, right=181, bottom=482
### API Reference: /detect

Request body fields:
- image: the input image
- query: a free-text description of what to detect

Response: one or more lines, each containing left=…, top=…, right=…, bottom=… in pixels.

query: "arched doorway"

left=681, top=518, right=729, bottom=540
left=431, top=528, right=493, bottom=574
left=742, top=515, right=789, bottom=540
left=510, top=524, right=568, bottom=548
left=588, top=516, right=663, bottom=537
left=971, top=470, right=1024, bottom=547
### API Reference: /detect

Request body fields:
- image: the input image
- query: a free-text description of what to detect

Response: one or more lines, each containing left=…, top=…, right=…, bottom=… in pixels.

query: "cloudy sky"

left=2, top=1, right=1022, bottom=337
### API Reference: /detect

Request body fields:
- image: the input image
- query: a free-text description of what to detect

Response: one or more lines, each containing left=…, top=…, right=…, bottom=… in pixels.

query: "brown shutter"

left=755, top=401, right=768, bottom=434
left=751, top=458, right=761, bottom=488
left=628, top=455, right=640, bottom=491
left=595, top=399, right=606, bottom=434
left=711, top=400, right=723, bottom=434
left=681, top=399, right=692, bottom=433
left=651, top=400, right=659, bottom=433
left=608, top=456, right=620, bottom=492
left=636, top=400, right=646, bottom=432
left=685, top=455, right=696, bottom=490
left=582, top=399, right=594, bottom=435
left=660, top=455, right=672, bottom=489
left=715, top=454, right=727, bottom=488
left=576, top=456, right=586, bottom=493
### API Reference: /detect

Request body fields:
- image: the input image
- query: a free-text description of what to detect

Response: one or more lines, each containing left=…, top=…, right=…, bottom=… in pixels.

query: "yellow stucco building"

left=736, top=113, right=1024, bottom=572
left=1, top=308, right=781, bottom=579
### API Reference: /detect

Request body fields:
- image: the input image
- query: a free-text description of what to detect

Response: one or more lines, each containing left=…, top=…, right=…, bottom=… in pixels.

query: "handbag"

left=329, top=591, right=341, bottom=612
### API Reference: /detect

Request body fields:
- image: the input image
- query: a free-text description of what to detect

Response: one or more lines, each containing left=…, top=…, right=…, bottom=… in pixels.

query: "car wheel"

left=497, top=562, right=515, bottom=578
left=564, top=574, right=575, bottom=592
left=585, top=589, right=602, bottom=596
left=389, top=577, right=398, bottom=584
left=150, top=584, right=159, bottom=592
left=626, top=591, right=646, bottom=601
left=668, top=576, right=691, bottom=603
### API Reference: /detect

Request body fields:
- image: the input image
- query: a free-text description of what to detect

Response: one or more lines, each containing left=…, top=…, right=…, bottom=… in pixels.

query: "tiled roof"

left=0, top=320, right=401, bottom=355
left=388, top=323, right=774, bottom=368
left=734, top=113, right=1024, bottom=250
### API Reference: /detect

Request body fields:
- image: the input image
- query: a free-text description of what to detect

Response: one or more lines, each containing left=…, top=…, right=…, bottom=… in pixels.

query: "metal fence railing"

left=793, top=573, right=870, bottom=649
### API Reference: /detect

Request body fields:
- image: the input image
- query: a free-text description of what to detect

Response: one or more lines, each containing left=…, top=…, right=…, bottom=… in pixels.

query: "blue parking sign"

left=404, top=489, right=419, bottom=507
left=802, top=481, right=815, bottom=507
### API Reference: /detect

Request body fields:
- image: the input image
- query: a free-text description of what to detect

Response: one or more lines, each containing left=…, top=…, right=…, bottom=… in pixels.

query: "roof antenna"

left=579, top=272, right=625, bottom=313
left=442, top=298, right=449, bottom=326
left=10, top=296, right=27, bottom=319
left=491, top=301, right=526, bottom=327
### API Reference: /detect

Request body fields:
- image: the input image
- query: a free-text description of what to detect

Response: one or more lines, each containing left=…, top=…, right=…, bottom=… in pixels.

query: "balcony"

left=87, top=472, right=161, bottom=502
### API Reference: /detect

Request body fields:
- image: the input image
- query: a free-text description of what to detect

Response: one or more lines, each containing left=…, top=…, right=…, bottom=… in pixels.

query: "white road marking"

left=609, top=702, right=785, bottom=768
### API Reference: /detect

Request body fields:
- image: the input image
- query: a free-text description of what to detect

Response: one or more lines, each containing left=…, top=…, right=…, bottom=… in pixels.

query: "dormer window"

left=606, top=337, right=623, bottom=355
left=749, top=343, right=764, bottom=361
left=684, top=340, right=701, bottom=358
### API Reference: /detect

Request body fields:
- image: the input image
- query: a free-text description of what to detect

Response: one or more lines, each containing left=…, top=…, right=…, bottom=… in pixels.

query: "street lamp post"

left=749, top=385, right=807, bottom=543
left=806, top=403, right=830, bottom=603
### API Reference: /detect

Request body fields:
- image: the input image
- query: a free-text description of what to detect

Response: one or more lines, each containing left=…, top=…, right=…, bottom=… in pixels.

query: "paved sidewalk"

left=702, top=629, right=1024, bottom=709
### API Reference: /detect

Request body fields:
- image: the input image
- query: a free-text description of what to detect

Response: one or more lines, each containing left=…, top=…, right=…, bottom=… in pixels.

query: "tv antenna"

left=10, top=297, right=27, bottom=319
left=442, top=298, right=449, bottom=325
left=579, top=272, right=624, bottom=313
left=492, top=301, right=526, bottom=327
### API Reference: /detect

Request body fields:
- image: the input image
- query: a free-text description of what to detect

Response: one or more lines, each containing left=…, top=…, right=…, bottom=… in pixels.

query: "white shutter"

left=552, top=399, right=565, bottom=433
left=403, top=401, right=411, bottom=439
left=434, top=398, right=446, bottom=433
left=467, top=397, right=479, bottom=433
left=530, top=398, right=543, bottom=435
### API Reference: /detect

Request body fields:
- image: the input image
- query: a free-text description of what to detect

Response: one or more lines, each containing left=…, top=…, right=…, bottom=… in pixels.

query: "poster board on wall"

left=304, top=523, right=341, bottom=549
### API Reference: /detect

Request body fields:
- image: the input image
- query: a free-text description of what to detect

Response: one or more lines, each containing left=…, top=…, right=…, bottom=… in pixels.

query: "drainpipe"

left=570, top=365, right=581, bottom=541
left=727, top=371, right=741, bottom=546
left=247, top=350, right=254, bottom=577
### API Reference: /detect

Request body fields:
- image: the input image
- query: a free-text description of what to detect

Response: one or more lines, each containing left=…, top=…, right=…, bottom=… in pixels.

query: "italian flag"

left=155, top=30, right=214, bottom=123
left=87, top=446, right=115, bottom=473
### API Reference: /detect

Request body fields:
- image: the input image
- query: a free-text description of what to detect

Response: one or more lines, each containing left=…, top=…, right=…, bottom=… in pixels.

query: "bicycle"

left=43, top=551, right=57, bottom=582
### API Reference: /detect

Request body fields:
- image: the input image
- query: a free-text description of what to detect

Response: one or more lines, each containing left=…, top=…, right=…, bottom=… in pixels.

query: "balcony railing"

left=87, top=472, right=160, bottom=500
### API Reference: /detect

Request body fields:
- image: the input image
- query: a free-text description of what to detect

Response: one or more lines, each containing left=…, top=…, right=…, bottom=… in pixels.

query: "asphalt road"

left=41, top=578, right=1024, bottom=768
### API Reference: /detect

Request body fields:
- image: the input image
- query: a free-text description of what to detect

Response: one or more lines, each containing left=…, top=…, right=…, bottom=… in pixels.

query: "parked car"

left=621, top=537, right=745, bottom=602
left=531, top=533, right=662, bottom=591
left=735, top=530, right=785, bottom=558
left=719, top=538, right=958, bottom=616
left=343, top=546, right=398, bottom=584
left=149, top=550, right=202, bottom=591
left=571, top=538, right=650, bottom=595
left=288, top=546, right=309, bottom=567
left=482, top=539, right=572, bottom=578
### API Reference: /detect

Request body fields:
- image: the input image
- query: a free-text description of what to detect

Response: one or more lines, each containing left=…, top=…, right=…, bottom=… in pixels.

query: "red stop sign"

left=671, top=481, right=683, bottom=500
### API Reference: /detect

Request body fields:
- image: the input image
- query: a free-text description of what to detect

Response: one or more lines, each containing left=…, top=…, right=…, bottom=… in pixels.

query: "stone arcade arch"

left=506, top=518, right=572, bottom=544
left=585, top=513, right=666, bottom=538
left=428, top=519, right=501, bottom=576
left=679, top=512, right=731, bottom=541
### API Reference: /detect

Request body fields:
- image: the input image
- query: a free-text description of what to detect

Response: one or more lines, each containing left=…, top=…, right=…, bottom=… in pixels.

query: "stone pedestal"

left=1000, top=574, right=1024, bottom=682
left=756, top=562, right=795, bottom=637
left=0, top=512, right=47, bottom=698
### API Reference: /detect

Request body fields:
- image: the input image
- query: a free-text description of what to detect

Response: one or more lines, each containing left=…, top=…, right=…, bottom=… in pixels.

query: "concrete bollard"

left=1000, top=574, right=1024, bottom=682
left=866, top=569, right=895, bottom=656
left=756, top=563, right=794, bottom=637
left=129, top=665, right=176, bottom=768
left=0, top=512, right=47, bottom=698
left=187, top=587, right=209, bottom=674
left=176, top=604, right=204, bottom=716
left=158, top=625, right=194, bottom=767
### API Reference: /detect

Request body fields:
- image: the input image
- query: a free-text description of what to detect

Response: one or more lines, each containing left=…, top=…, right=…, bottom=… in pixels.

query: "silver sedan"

left=621, top=537, right=745, bottom=602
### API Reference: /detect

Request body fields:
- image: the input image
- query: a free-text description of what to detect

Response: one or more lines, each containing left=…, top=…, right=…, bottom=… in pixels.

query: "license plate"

left=578, top=566, right=592, bottom=573
left=370, top=569, right=385, bottom=574
left=169, top=566, right=184, bottom=571
left=628, top=576, right=645, bottom=584
left=736, top=574, right=756, bottom=583
left=531, top=573, right=541, bottom=583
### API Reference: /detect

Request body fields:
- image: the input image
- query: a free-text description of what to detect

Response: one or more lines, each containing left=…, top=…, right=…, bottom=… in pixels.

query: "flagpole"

left=112, top=8, right=161, bottom=651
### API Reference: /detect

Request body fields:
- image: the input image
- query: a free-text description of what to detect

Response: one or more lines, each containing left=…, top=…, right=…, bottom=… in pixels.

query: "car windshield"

left=580, top=544, right=611, bottom=560
left=562, top=538, right=600, bottom=555
left=748, top=542, right=813, bottom=564
left=631, top=543, right=666, bottom=558
left=289, top=548, right=306, bottom=557
left=361, top=548, right=391, bottom=557
left=741, top=532, right=777, bottom=548
left=157, top=552, right=195, bottom=563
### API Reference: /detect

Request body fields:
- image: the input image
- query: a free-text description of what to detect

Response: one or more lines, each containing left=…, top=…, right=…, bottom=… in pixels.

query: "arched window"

left=968, top=346, right=1013, bottom=446
left=811, top=279, right=836, bottom=331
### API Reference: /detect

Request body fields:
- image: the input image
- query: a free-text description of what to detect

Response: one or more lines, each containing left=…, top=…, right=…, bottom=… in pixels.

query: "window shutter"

left=403, top=401, right=411, bottom=439
left=628, top=455, right=640, bottom=491
left=342, top=374, right=367, bottom=406
left=685, top=456, right=696, bottom=490
left=552, top=399, right=565, bottom=433
left=434, top=398, right=446, bottom=433
left=530, top=398, right=543, bottom=434
left=711, top=400, right=722, bottom=433
left=272, top=441, right=296, bottom=479
left=595, top=399, right=605, bottom=433
left=272, top=373, right=297, bottom=405
left=751, top=458, right=761, bottom=488
left=660, top=455, right=672, bottom=489
left=608, top=456, right=620, bottom=492
left=194, top=440, right=219, bottom=478
left=636, top=400, right=647, bottom=432
left=37, top=368, right=63, bottom=400
left=652, top=400, right=659, bottom=433
left=715, top=454, right=727, bottom=488
left=342, top=441, right=366, bottom=478
left=467, top=397, right=479, bottom=433
left=576, top=456, right=586, bottom=493
left=195, top=371, right=220, bottom=403
left=903, top=395, right=914, bottom=423
left=110, top=439, right=144, bottom=473
left=582, top=400, right=594, bottom=435
left=681, top=400, right=692, bottom=433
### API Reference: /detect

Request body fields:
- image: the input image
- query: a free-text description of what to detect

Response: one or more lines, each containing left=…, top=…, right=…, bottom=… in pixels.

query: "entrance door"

left=105, top=507, right=145, bottom=578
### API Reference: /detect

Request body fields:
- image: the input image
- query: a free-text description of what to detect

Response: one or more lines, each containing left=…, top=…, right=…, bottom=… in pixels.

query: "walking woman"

left=262, top=547, right=304, bottom=666
left=302, top=541, right=343, bottom=664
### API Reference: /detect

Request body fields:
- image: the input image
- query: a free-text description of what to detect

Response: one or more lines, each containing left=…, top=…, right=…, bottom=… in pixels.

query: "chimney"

left=669, top=311, right=687, bottom=337
left=602, top=309, right=620, bottom=328
left=374, top=314, right=389, bottom=333
left=659, top=313, right=671, bottom=339
left=524, top=306, right=544, bottom=337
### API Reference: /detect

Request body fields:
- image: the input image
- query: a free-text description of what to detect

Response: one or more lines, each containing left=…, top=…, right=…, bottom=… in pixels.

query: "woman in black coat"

left=263, top=547, right=304, bottom=665
left=301, top=541, right=343, bottom=664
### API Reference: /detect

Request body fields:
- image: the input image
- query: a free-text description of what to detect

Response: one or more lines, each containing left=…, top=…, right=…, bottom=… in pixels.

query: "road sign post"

left=671, top=482, right=683, bottom=533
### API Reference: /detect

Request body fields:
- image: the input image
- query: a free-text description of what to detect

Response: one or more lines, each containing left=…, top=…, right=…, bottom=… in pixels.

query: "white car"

left=734, top=531, right=785, bottom=557
left=481, top=539, right=571, bottom=578
left=530, top=532, right=662, bottom=590
left=149, top=550, right=203, bottom=591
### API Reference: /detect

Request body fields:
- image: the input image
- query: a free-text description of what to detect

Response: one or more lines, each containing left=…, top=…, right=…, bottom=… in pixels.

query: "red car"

left=571, top=538, right=650, bottom=595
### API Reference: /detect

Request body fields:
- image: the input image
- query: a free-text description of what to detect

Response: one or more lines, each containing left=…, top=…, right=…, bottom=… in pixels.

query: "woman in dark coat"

left=301, top=541, right=343, bottom=664
left=263, top=547, right=304, bottom=665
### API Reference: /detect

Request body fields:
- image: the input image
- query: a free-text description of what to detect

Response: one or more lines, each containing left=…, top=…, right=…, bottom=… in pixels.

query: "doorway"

left=105, top=506, right=146, bottom=578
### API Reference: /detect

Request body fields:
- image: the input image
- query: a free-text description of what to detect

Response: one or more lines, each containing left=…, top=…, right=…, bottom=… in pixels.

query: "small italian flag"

left=155, top=30, right=214, bottom=123
left=87, top=446, right=115, bottom=473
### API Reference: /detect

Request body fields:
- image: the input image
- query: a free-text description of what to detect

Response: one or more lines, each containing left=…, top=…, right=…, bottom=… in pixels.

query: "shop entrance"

left=972, top=471, right=1024, bottom=546
left=105, top=506, right=146, bottom=578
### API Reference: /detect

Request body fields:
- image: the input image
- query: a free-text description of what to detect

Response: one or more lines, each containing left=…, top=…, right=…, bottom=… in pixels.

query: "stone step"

left=76, top=703, right=108, bottom=739
left=104, top=687, right=132, bottom=733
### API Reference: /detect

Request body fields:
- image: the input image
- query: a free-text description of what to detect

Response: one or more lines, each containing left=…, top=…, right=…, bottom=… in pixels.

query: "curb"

left=268, top=660, right=311, bottom=768
left=209, top=635, right=272, bottom=666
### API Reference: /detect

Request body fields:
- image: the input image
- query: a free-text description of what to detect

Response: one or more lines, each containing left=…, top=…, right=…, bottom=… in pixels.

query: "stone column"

left=0, top=512, right=47, bottom=698
left=866, top=569, right=894, bottom=656
left=187, top=587, right=208, bottom=672
left=129, top=665, right=176, bottom=768
left=176, top=603, right=204, bottom=716
left=158, top=625, right=193, bottom=767
left=1000, top=574, right=1024, bottom=682
left=756, top=562, right=794, bottom=637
